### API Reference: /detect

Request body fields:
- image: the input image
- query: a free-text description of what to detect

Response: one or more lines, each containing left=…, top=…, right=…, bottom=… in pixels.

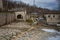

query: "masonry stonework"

left=15, top=11, right=27, bottom=21
left=0, top=12, right=15, bottom=26
left=44, top=14, right=60, bottom=25
left=0, top=0, right=3, bottom=9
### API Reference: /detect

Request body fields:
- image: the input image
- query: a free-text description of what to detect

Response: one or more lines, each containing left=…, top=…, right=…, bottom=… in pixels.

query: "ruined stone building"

left=0, top=0, right=28, bottom=26
left=44, top=11, right=60, bottom=26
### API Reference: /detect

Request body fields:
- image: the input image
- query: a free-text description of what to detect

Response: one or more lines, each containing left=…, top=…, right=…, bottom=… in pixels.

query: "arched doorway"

left=17, top=14, right=23, bottom=19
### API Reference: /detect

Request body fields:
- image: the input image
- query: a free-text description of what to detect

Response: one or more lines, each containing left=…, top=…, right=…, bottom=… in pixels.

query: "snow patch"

left=41, top=29, right=57, bottom=33
left=41, top=29, right=60, bottom=40
left=48, top=36, right=60, bottom=40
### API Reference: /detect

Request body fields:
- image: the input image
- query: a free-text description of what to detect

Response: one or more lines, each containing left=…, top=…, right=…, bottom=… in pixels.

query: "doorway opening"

left=17, top=14, right=23, bottom=19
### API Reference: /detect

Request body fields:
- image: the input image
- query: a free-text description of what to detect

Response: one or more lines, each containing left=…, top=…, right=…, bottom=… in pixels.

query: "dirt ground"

left=0, top=22, right=60, bottom=40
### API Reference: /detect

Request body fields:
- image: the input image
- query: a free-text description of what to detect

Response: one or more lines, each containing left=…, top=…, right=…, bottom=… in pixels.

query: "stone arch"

left=15, top=11, right=27, bottom=21
left=17, top=14, right=23, bottom=19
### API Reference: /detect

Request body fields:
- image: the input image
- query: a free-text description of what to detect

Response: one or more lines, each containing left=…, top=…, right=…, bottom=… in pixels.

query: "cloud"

left=35, top=0, right=56, bottom=3
left=21, top=0, right=33, bottom=5
left=36, top=2, right=58, bottom=10
left=13, top=0, right=58, bottom=10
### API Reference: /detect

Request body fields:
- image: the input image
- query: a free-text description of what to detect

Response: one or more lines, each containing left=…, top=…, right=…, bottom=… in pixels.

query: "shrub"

left=26, top=19, right=33, bottom=24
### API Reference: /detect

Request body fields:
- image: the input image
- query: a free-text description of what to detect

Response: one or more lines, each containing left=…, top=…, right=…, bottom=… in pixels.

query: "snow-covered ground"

left=48, top=36, right=60, bottom=40
left=41, top=29, right=60, bottom=40
left=41, top=29, right=58, bottom=33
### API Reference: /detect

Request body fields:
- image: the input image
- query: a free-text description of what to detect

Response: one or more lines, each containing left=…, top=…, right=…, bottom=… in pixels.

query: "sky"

left=12, top=0, right=58, bottom=10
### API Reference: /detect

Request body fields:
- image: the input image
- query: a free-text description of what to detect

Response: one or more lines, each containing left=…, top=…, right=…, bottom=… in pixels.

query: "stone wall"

left=0, top=13, right=6, bottom=26
left=0, top=12, right=15, bottom=26
left=44, top=14, right=60, bottom=25
left=0, top=0, right=3, bottom=9
left=6, top=13, right=15, bottom=23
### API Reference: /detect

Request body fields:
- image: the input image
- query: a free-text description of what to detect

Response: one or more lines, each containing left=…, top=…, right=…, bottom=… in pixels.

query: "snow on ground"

left=41, top=28, right=60, bottom=40
left=41, top=29, right=58, bottom=33
left=48, top=36, right=60, bottom=40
